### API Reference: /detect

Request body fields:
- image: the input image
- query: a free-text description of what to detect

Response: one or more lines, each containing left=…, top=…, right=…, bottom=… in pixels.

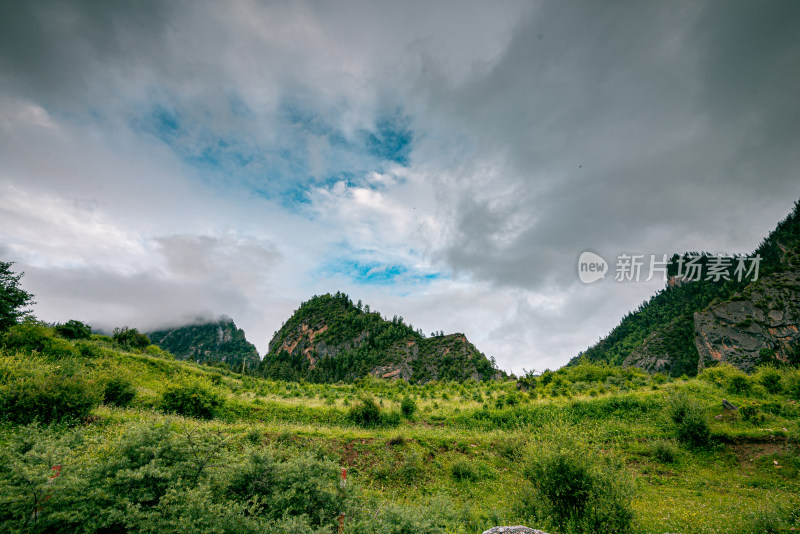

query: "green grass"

left=1, top=334, right=799, bottom=533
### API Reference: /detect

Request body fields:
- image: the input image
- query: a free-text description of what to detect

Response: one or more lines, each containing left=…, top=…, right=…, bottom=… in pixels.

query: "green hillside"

left=574, top=200, right=800, bottom=376
left=148, top=316, right=260, bottom=372
left=1, top=321, right=799, bottom=533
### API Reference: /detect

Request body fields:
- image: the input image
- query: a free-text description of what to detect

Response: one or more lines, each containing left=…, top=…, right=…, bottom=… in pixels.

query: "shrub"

left=227, top=451, right=352, bottom=529
left=75, top=340, right=104, bottom=358
left=451, top=460, right=479, bottom=482
left=113, top=326, right=151, bottom=350
left=351, top=500, right=455, bottom=534
left=0, top=369, right=101, bottom=423
left=54, top=319, right=92, bottom=340
left=2, top=322, right=78, bottom=359
left=739, top=402, right=766, bottom=425
left=104, top=376, right=137, bottom=407
left=787, top=369, right=800, bottom=400
left=647, top=439, right=678, bottom=463
left=726, top=370, right=752, bottom=395
left=160, top=380, right=224, bottom=419
left=698, top=363, right=754, bottom=395
left=400, top=396, right=417, bottom=418
left=522, top=441, right=634, bottom=533
left=348, top=397, right=382, bottom=427
left=755, top=366, right=784, bottom=394
left=668, top=393, right=711, bottom=447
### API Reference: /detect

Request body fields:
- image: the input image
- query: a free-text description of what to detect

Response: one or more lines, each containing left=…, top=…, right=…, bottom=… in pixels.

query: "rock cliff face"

left=694, top=271, right=800, bottom=372
left=148, top=316, right=260, bottom=371
left=575, top=199, right=800, bottom=376
left=259, top=292, right=502, bottom=383
left=622, top=315, right=696, bottom=375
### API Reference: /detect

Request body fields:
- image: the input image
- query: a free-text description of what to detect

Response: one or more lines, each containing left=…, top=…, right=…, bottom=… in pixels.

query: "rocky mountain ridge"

left=148, top=316, right=260, bottom=371
left=259, top=292, right=503, bottom=383
left=577, top=199, right=800, bottom=375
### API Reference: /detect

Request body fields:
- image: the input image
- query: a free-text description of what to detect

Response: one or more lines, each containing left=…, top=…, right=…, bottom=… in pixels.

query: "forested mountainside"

left=258, top=292, right=503, bottom=383
left=574, top=200, right=800, bottom=376
left=148, top=316, right=260, bottom=371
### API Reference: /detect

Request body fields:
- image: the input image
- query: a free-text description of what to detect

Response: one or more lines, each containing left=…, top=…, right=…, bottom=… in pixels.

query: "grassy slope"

left=2, top=337, right=800, bottom=533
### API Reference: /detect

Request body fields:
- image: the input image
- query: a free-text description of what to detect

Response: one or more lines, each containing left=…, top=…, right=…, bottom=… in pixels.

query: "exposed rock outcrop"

left=694, top=272, right=800, bottom=373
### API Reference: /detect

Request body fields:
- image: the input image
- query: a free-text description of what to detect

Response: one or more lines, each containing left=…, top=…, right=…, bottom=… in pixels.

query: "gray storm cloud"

left=1, top=0, right=798, bottom=372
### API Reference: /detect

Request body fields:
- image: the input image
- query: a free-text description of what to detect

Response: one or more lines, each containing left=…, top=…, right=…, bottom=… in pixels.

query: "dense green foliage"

left=576, top=200, right=800, bottom=375
left=2, top=321, right=79, bottom=359
left=0, top=423, right=359, bottom=533
left=400, top=395, right=417, bottom=418
left=160, top=379, right=224, bottom=419
left=521, top=439, right=634, bottom=533
left=0, top=357, right=101, bottom=424
left=668, top=392, right=711, bottom=447
left=148, top=317, right=260, bottom=371
left=112, top=326, right=151, bottom=350
left=103, top=376, right=137, bottom=407
left=0, top=262, right=34, bottom=332
left=346, top=397, right=401, bottom=428
left=259, top=292, right=501, bottom=383
left=54, top=320, right=92, bottom=340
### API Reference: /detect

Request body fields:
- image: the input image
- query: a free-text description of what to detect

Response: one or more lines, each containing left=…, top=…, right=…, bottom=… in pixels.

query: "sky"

left=1, top=1, right=799, bottom=374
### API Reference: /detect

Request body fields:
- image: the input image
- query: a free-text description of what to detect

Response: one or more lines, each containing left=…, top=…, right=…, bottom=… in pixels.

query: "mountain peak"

left=148, top=316, right=260, bottom=371
left=259, top=292, right=503, bottom=383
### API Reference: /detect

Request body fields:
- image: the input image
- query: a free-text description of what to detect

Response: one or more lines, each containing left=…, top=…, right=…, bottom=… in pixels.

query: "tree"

left=0, top=261, right=34, bottom=331
left=55, top=319, right=92, bottom=340
left=113, top=327, right=151, bottom=350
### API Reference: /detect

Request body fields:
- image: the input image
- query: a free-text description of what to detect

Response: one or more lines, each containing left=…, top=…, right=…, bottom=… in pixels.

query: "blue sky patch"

left=362, top=109, right=413, bottom=165
left=321, top=256, right=442, bottom=286
left=131, top=99, right=416, bottom=212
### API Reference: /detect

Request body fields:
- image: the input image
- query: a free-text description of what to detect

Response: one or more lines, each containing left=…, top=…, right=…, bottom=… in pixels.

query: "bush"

left=668, top=393, right=711, bottom=447
left=522, top=441, right=634, bottom=533
left=647, top=439, right=679, bottom=463
left=726, top=370, right=752, bottom=395
left=227, top=451, right=352, bottom=529
left=698, top=362, right=757, bottom=396
left=113, top=326, right=151, bottom=350
left=75, top=340, right=104, bottom=358
left=54, top=320, right=92, bottom=340
left=451, top=460, right=479, bottom=482
left=755, top=366, right=784, bottom=394
left=104, top=376, right=137, bottom=407
left=2, top=322, right=78, bottom=359
left=739, top=402, right=766, bottom=425
left=400, top=396, right=417, bottom=418
left=350, top=500, right=455, bottom=534
left=349, top=397, right=382, bottom=427
left=0, top=321, right=46, bottom=351
left=787, top=370, right=800, bottom=400
left=160, top=379, right=224, bottom=419
left=0, top=369, right=101, bottom=423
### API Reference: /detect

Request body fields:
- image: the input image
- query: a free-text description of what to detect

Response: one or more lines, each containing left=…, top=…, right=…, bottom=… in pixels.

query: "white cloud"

left=1, top=1, right=799, bottom=374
